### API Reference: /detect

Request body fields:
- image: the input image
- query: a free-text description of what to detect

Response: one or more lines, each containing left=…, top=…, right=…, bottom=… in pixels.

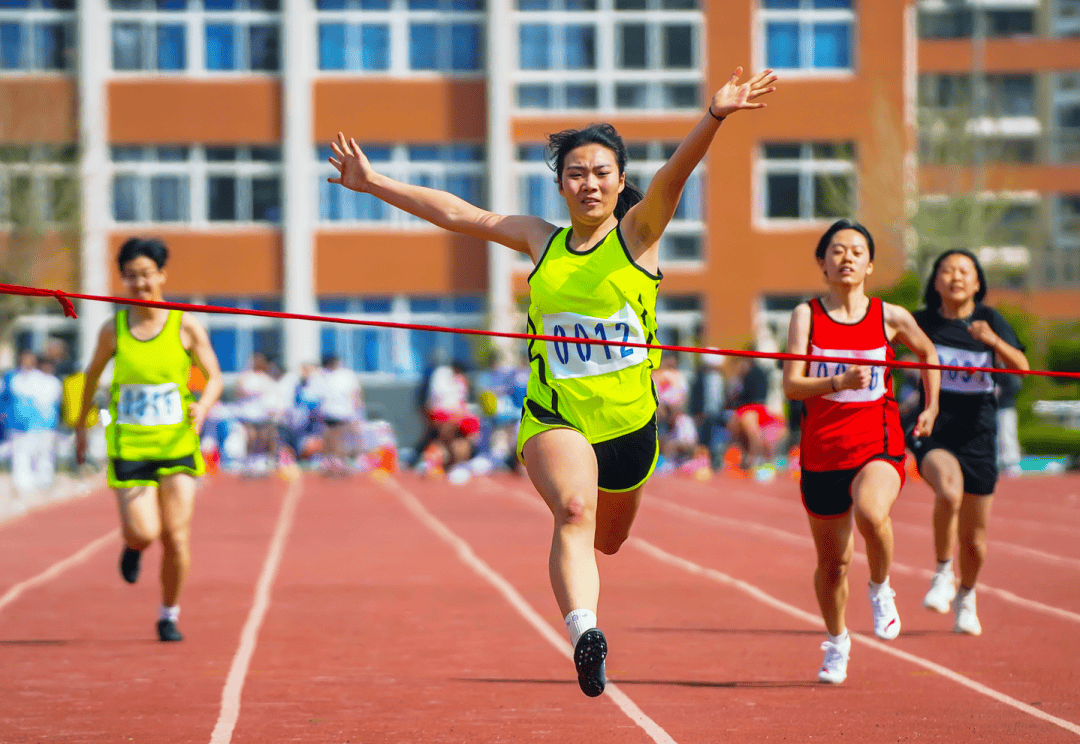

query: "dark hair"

left=547, top=123, right=644, bottom=221
left=814, top=219, right=875, bottom=261
left=923, top=249, right=987, bottom=311
left=117, top=237, right=168, bottom=272
left=321, top=353, right=340, bottom=368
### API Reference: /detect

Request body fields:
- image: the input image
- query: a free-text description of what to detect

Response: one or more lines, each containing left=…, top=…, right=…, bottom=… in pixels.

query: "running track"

left=2, top=468, right=1079, bottom=742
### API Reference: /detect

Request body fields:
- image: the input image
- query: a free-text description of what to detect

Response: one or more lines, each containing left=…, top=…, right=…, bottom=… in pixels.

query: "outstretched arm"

left=622, top=67, right=777, bottom=253
left=328, top=134, right=555, bottom=258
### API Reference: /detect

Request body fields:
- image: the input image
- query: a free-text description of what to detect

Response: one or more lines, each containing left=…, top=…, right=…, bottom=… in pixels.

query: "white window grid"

left=755, top=142, right=856, bottom=227
left=108, top=2, right=281, bottom=76
left=316, top=2, right=486, bottom=76
left=316, top=143, right=486, bottom=225
left=0, top=148, right=78, bottom=227
left=755, top=0, right=855, bottom=78
left=0, top=3, right=76, bottom=75
left=511, top=142, right=705, bottom=266
left=510, top=3, right=704, bottom=113
left=109, top=145, right=282, bottom=225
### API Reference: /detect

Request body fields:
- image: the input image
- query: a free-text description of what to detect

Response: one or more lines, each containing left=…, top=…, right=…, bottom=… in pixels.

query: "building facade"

left=0, top=0, right=1076, bottom=377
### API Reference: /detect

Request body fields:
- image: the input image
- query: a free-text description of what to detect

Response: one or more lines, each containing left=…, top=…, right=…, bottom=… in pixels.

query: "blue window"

left=113, top=175, right=138, bottom=222
left=762, top=0, right=853, bottom=72
left=450, top=23, right=480, bottom=70
left=205, top=24, right=236, bottom=70
left=812, top=22, right=850, bottom=68
left=410, top=24, right=437, bottom=69
left=319, top=23, right=389, bottom=70
left=0, top=23, right=22, bottom=69
left=519, top=24, right=550, bottom=69
left=765, top=22, right=799, bottom=69
left=565, top=25, right=595, bottom=69
left=318, top=23, right=346, bottom=69
left=34, top=23, right=71, bottom=70
left=210, top=328, right=238, bottom=372
left=157, top=24, right=185, bottom=70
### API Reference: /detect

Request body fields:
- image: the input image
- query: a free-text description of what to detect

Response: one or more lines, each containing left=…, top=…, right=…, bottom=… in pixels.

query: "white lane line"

left=632, top=538, right=1080, bottom=738
left=381, top=476, right=677, bottom=744
left=209, top=476, right=303, bottom=744
left=0, top=529, right=119, bottom=616
left=648, top=496, right=1080, bottom=626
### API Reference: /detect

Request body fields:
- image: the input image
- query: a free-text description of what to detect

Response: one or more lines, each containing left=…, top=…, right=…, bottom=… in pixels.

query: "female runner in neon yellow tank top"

left=74, top=238, right=224, bottom=643
left=329, top=66, right=777, bottom=696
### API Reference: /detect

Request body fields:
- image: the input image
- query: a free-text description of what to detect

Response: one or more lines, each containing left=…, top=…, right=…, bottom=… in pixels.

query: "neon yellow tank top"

left=526, top=226, right=662, bottom=442
left=107, top=309, right=200, bottom=462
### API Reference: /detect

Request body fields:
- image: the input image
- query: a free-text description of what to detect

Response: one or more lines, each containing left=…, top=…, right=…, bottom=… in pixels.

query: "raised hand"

left=709, top=67, right=778, bottom=119
left=328, top=132, right=377, bottom=193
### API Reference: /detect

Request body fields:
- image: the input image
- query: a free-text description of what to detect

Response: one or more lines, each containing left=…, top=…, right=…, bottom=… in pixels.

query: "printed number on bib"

left=935, top=345, right=994, bottom=394
left=809, top=345, right=887, bottom=403
left=117, top=383, right=184, bottom=426
left=543, top=305, right=648, bottom=379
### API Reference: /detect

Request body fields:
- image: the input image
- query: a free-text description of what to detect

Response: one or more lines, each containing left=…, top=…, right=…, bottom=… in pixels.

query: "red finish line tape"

left=2, top=282, right=1075, bottom=381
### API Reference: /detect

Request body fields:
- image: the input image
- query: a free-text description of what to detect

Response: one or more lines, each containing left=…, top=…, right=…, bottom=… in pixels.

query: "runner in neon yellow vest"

left=75, top=238, right=223, bottom=643
left=329, top=66, right=778, bottom=696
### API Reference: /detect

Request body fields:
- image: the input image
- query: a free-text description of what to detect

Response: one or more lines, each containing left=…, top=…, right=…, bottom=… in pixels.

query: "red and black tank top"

left=800, top=297, right=904, bottom=472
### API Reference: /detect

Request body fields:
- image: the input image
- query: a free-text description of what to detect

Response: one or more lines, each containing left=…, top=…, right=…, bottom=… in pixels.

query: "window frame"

left=755, top=141, right=858, bottom=227
left=0, top=2, right=76, bottom=75
left=756, top=0, right=856, bottom=79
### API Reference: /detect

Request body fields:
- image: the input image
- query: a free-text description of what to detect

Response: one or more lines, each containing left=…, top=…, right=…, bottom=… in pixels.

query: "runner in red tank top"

left=782, top=219, right=940, bottom=685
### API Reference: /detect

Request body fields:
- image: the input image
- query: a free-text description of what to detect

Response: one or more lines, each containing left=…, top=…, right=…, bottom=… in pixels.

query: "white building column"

left=282, top=0, right=319, bottom=371
left=486, top=0, right=515, bottom=343
left=77, top=1, right=109, bottom=368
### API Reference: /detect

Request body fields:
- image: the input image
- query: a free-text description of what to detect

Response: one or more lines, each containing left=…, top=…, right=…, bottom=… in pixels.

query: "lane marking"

left=209, top=476, right=303, bottom=744
left=381, top=476, right=677, bottom=744
left=481, top=478, right=1080, bottom=736
left=648, top=496, right=1080, bottom=626
left=0, top=529, right=119, bottom=616
left=632, top=538, right=1080, bottom=737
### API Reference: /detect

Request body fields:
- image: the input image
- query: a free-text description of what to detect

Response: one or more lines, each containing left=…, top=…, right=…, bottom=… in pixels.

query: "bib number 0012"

left=551, top=321, right=634, bottom=366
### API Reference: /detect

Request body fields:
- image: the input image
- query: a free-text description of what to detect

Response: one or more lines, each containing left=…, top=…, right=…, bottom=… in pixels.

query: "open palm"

left=328, top=132, right=376, bottom=193
left=710, top=67, right=778, bottom=119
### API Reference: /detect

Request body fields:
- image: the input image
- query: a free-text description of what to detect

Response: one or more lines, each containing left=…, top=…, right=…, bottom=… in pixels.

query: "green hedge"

left=1019, top=425, right=1080, bottom=457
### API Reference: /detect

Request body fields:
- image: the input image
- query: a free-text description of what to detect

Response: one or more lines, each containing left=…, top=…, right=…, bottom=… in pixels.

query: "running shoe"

left=119, top=547, right=142, bottom=584
left=573, top=628, right=607, bottom=697
left=922, top=570, right=956, bottom=614
left=156, top=619, right=184, bottom=642
left=818, top=636, right=851, bottom=684
left=954, top=588, right=982, bottom=636
left=869, top=583, right=901, bottom=640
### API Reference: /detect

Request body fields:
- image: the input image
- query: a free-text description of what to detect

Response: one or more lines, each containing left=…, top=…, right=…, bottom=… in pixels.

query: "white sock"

left=159, top=604, right=180, bottom=623
left=936, top=559, right=953, bottom=575
left=827, top=629, right=849, bottom=647
left=869, top=577, right=890, bottom=594
left=564, top=609, right=597, bottom=648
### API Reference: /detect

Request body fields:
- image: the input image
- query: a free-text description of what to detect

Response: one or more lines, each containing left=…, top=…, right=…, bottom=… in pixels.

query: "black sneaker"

left=157, top=619, right=184, bottom=642
left=119, top=547, right=141, bottom=584
left=573, top=628, right=607, bottom=697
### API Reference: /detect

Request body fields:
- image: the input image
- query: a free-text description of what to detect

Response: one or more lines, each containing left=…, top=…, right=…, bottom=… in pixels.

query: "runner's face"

left=818, top=229, right=872, bottom=287
left=120, top=255, right=166, bottom=300
left=933, top=253, right=980, bottom=310
left=558, top=144, right=625, bottom=223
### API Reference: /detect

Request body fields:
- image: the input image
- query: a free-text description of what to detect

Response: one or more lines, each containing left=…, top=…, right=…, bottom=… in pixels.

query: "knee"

left=159, top=525, right=190, bottom=553
left=125, top=531, right=155, bottom=551
left=817, top=558, right=850, bottom=584
left=556, top=496, right=594, bottom=529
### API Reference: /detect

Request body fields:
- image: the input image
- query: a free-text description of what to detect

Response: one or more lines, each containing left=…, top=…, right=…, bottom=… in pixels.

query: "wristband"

left=708, top=106, right=725, bottom=123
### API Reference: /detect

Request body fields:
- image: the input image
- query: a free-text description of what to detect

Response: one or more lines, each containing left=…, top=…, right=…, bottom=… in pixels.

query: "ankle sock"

left=565, top=609, right=597, bottom=648
left=159, top=605, right=180, bottom=623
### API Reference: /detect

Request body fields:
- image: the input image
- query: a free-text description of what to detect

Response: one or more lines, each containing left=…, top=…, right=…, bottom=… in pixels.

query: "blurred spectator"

left=688, top=350, right=727, bottom=468
left=235, top=352, right=278, bottom=472
left=653, top=354, right=698, bottom=469
left=309, top=353, right=363, bottom=475
left=42, top=337, right=76, bottom=378
left=277, top=361, right=323, bottom=465
left=995, top=371, right=1023, bottom=476
left=475, top=346, right=530, bottom=472
left=726, top=357, right=786, bottom=475
left=6, top=351, right=62, bottom=495
left=418, top=358, right=482, bottom=481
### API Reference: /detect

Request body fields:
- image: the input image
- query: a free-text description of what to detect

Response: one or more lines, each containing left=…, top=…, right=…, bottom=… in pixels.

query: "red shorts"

left=430, top=409, right=482, bottom=437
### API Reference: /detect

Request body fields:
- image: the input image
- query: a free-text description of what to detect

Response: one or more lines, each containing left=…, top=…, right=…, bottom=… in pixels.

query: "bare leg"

left=919, top=449, right=965, bottom=563
left=957, top=494, right=993, bottom=589
left=594, top=485, right=645, bottom=556
left=851, top=460, right=902, bottom=585
left=116, top=485, right=162, bottom=550
left=807, top=512, right=855, bottom=636
left=157, top=473, right=197, bottom=608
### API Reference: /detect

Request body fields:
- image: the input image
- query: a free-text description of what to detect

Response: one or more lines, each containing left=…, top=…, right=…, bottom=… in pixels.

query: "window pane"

left=665, top=83, right=698, bottom=108
left=672, top=174, right=702, bottom=220
left=517, top=83, right=551, bottom=107
left=34, top=22, right=71, bottom=71
left=663, top=24, right=693, bottom=69
left=112, top=22, right=143, bottom=70
left=566, top=83, right=597, bottom=108
left=210, top=328, right=238, bottom=373
left=812, top=22, right=850, bottom=69
left=157, top=24, right=186, bottom=70
left=445, top=174, right=481, bottom=205
left=252, top=177, right=281, bottom=222
left=519, top=24, right=550, bottom=69
left=249, top=24, right=279, bottom=71
left=764, top=143, right=801, bottom=159
left=354, top=191, right=386, bottom=220
left=618, top=24, right=646, bottom=69
left=47, top=177, right=77, bottom=222
left=208, top=176, right=237, bottom=221
left=0, top=23, right=21, bottom=69
left=251, top=146, right=280, bottom=161
left=664, top=235, right=701, bottom=260
left=150, top=175, right=187, bottom=221
left=318, top=23, right=345, bottom=69
left=615, top=83, right=648, bottom=109
left=450, top=23, right=480, bottom=70
left=361, top=24, right=389, bottom=70
left=410, top=24, right=437, bottom=69
left=765, top=22, right=799, bottom=69
left=565, top=25, right=595, bottom=69
left=8, top=175, right=32, bottom=223
left=614, top=0, right=646, bottom=8
left=205, top=23, right=236, bottom=70
left=767, top=173, right=800, bottom=218
left=113, top=175, right=139, bottom=222
left=813, top=173, right=851, bottom=218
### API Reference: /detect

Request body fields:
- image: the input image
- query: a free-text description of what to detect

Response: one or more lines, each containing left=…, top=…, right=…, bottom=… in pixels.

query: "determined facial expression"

left=933, top=252, right=981, bottom=308
left=558, top=144, right=625, bottom=224
left=120, top=255, right=167, bottom=301
left=818, top=228, right=873, bottom=287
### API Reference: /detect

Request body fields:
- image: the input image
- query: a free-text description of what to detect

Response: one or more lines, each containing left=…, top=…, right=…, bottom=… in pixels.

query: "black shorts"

left=911, top=436, right=997, bottom=496
left=801, top=454, right=906, bottom=518
left=109, top=454, right=201, bottom=488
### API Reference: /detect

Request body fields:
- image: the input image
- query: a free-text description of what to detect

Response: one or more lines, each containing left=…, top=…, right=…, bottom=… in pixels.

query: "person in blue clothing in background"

left=5, top=350, right=63, bottom=496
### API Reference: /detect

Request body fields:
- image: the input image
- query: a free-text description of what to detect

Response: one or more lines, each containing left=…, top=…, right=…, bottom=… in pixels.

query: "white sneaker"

left=923, top=570, right=957, bottom=614
left=869, top=583, right=901, bottom=640
left=818, top=635, right=851, bottom=684
left=954, top=588, right=982, bottom=636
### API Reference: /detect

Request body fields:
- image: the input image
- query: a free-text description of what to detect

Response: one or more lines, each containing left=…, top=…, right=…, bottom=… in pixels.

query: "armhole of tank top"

left=526, top=227, right=563, bottom=283
left=876, top=298, right=890, bottom=344
left=806, top=301, right=816, bottom=348
left=616, top=225, right=663, bottom=281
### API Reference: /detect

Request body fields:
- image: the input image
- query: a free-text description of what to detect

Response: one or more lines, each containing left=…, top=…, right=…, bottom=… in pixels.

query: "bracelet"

left=707, top=106, right=725, bottom=123
left=830, top=376, right=839, bottom=392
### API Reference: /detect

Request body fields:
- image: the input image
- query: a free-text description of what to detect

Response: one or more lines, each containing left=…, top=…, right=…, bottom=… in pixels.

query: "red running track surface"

left=2, top=469, right=1079, bottom=742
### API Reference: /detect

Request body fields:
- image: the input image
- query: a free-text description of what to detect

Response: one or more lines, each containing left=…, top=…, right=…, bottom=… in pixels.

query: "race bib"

left=809, top=345, right=887, bottom=403
left=117, top=383, right=184, bottom=426
left=543, top=304, right=648, bottom=380
left=935, top=344, right=994, bottom=394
